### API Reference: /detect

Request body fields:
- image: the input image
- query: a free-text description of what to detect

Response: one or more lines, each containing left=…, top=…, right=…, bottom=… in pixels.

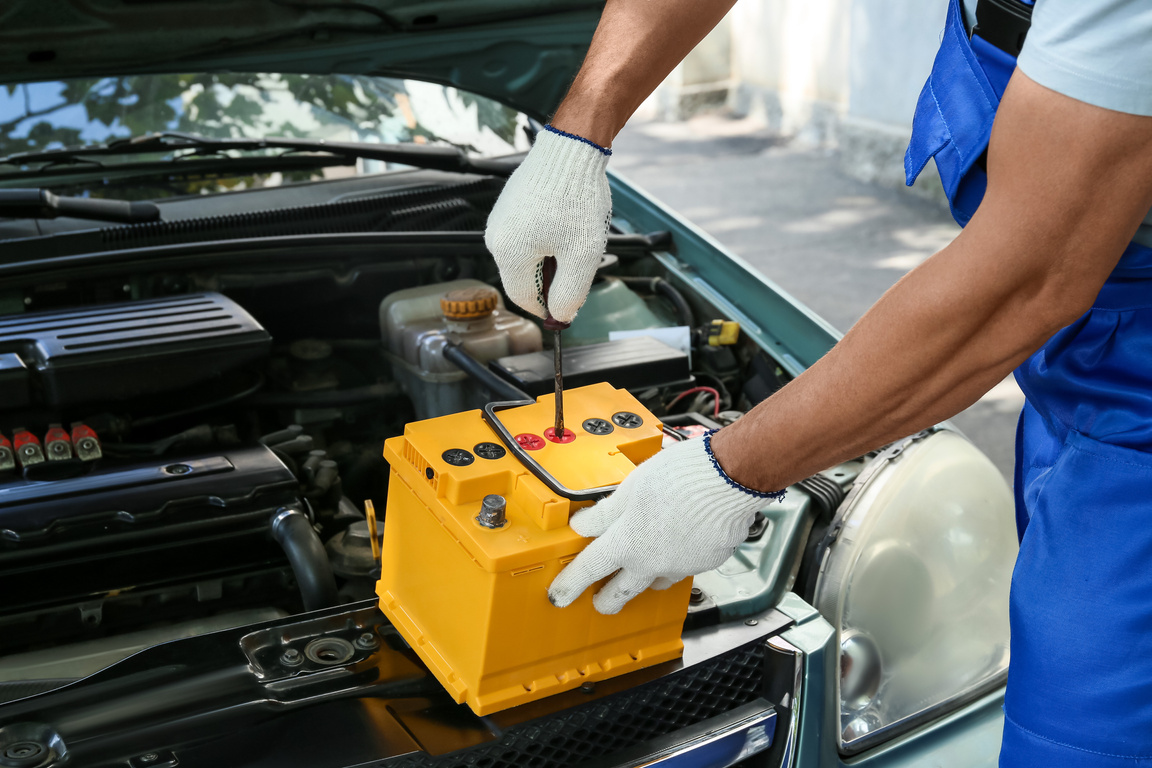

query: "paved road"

left=614, top=115, right=1023, bottom=482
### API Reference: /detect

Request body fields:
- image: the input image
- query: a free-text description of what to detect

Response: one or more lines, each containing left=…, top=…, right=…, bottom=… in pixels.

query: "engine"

left=0, top=293, right=371, bottom=691
left=0, top=269, right=760, bottom=700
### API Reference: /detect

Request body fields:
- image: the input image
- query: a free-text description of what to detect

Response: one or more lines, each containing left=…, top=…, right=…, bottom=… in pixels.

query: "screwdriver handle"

left=540, top=257, right=571, bottom=331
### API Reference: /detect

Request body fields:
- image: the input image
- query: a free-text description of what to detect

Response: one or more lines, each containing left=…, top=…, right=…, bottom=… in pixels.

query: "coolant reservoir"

left=380, top=280, right=542, bottom=419
left=564, top=277, right=669, bottom=346
left=377, top=383, right=692, bottom=715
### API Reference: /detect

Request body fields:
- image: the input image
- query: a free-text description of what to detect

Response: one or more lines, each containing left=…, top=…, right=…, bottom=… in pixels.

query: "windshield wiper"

left=0, top=189, right=160, bottom=223
left=0, top=131, right=519, bottom=178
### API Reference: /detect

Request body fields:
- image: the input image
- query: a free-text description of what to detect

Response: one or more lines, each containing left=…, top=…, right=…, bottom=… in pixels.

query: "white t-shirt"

left=964, top=0, right=1152, bottom=116
left=964, top=0, right=1152, bottom=245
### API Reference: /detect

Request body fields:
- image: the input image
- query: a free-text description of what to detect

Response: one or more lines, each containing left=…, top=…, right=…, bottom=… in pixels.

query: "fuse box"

left=377, top=382, right=692, bottom=715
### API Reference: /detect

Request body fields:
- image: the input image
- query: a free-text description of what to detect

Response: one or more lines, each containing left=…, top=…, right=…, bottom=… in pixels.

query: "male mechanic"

left=484, top=0, right=1152, bottom=764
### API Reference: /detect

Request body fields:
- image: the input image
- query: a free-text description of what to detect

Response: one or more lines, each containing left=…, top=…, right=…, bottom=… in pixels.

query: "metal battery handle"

left=481, top=400, right=620, bottom=502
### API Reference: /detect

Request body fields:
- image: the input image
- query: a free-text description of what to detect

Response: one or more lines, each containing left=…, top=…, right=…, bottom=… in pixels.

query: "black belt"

left=972, top=0, right=1033, bottom=58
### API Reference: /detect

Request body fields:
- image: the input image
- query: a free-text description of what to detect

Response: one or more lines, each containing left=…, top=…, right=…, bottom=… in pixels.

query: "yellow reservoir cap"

left=441, top=286, right=499, bottom=320
left=376, top=383, right=692, bottom=715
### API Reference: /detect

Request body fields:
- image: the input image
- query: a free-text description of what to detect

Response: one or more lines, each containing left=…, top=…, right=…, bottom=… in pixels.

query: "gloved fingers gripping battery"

left=548, top=434, right=784, bottom=615
left=550, top=490, right=692, bottom=614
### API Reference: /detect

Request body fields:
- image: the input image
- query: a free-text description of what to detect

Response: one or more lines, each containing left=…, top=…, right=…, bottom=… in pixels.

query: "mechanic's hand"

left=548, top=432, right=785, bottom=615
left=484, top=126, right=612, bottom=323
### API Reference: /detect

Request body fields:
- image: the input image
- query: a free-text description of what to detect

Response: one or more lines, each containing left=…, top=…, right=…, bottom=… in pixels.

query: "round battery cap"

left=612, top=411, right=644, bottom=429
left=441, top=448, right=475, bottom=466
left=582, top=418, right=614, bottom=435
left=474, top=442, right=507, bottom=460
left=515, top=433, right=545, bottom=451
left=543, top=427, right=576, bottom=443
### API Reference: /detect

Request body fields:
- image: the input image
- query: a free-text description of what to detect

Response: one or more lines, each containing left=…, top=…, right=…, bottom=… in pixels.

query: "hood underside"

left=0, top=0, right=603, bottom=119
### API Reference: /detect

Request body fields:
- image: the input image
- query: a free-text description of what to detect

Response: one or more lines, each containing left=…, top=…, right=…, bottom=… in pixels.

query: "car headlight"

left=813, top=429, right=1016, bottom=753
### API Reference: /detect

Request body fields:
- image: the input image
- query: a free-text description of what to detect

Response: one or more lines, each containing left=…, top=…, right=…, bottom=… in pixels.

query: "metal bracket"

left=481, top=400, right=621, bottom=502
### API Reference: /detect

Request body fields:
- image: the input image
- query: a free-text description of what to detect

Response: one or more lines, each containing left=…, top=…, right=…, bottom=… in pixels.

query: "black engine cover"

left=0, top=292, right=270, bottom=407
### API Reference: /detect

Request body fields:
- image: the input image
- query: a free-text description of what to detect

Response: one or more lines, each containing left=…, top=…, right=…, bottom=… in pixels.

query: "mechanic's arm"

left=549, top=0, right=738, bottom=146
left=550, top=72, right=1152, bottom=614
left=712, top=71, right=1152, bottom=490
left=485, top=0, right=735, bottom=322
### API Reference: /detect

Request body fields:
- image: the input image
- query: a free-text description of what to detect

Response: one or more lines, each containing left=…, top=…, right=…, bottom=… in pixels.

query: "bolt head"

left=354, top=631, right=379, bottom=650
left=477, top=494, right=508, bottom=528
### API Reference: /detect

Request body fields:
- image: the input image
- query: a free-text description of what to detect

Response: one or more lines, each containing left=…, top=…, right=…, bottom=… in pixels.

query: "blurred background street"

left=613, top=114, right=1024, bottom=481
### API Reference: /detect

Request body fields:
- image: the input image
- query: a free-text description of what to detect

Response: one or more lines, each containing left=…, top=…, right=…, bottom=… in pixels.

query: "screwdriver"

left=540, top=256, right=570, bottom=439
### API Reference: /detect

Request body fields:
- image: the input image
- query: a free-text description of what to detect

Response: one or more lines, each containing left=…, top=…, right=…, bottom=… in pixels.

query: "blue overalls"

left=906, top=1, right=1152, bottom=764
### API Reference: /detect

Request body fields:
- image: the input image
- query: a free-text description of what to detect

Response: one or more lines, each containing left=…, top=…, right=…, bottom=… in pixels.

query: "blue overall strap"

left=904, top=0, right=1029, bottom=226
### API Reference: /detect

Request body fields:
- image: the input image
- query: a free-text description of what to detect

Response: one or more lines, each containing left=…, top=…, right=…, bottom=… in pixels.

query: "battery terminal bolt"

left=477, top=494, right=508, bottom=529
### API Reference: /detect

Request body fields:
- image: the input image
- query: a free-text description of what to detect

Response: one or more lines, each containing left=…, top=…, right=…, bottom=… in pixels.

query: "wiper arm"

left=0, top=189, right=160, bottom=223
left=0, top=131, right=518, bottom=178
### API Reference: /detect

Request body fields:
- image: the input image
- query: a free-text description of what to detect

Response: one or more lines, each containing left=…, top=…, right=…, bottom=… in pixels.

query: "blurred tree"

left=459, top=90, right=520, bottom=146
left=0, top=73, right=416, bottom=157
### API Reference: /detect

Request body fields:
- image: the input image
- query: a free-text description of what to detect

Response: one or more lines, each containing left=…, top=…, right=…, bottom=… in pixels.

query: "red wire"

left=667, top=386, right=722, bottom=418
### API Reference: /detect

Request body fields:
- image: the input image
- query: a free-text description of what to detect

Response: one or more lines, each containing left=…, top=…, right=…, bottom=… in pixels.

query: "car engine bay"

left=0, top=169, right=800, bottom=705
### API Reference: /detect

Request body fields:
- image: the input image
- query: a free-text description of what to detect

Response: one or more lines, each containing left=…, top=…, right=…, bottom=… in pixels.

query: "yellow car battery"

left=377, top=382, right=692, bottom=715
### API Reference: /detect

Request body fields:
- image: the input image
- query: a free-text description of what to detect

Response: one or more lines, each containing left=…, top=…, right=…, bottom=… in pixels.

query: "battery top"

left=383, top=383, right=663, bottom=572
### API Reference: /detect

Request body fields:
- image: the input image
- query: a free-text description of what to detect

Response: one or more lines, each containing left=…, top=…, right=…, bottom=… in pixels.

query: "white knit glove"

left=484, top=126, right=612, bottom=323
left=548, top=432, right=785, bottom=615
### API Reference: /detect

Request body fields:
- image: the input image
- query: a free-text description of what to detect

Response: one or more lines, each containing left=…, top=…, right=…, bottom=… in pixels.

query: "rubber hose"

left=619, top=276, right=694, bottom=327
left=270, top=508, right=340, bottom=612
left=442, top=343, right=532, bottom=402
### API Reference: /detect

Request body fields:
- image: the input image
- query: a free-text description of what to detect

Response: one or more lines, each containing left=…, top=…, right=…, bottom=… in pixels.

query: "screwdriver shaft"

left=553, top=328, right=564, bottom=437
left=540, top=256, right=569, bottom=439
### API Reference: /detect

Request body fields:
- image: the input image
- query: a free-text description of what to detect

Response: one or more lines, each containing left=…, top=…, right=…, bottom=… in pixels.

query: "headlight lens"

left=814, top=430, right=1016, bottom=752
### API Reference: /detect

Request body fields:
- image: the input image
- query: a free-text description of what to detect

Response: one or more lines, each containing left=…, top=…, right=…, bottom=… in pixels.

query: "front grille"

left=388, top=640, right=767, bottom=768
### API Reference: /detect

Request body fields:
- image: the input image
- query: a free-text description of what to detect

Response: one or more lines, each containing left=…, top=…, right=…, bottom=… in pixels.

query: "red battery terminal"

left=12, top=428, right=45, bottom=468
left=45, top=424, right=73, bottom=461
left=70, top=423, right=102, bottom=461
left=0, top=432, right=14, bottom=472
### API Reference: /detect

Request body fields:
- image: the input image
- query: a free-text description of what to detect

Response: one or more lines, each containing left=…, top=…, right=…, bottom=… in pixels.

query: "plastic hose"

left=619, top=276, right=695, bottom=328
left=270, top=507, right=340, bottom=612
left=442, top=343, right=532, bottom=402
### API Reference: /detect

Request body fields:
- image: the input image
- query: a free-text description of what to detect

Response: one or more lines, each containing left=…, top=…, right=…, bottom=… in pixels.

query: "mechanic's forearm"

left=711, top=72, right=1152, bottom=493
left=711, top=233, right=1078, bottom=492
left=549, top=0, right=738, bottom=146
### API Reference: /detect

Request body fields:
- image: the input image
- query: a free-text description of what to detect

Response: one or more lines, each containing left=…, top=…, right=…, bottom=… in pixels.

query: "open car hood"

left=0, top=0, right=603, bottom=119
